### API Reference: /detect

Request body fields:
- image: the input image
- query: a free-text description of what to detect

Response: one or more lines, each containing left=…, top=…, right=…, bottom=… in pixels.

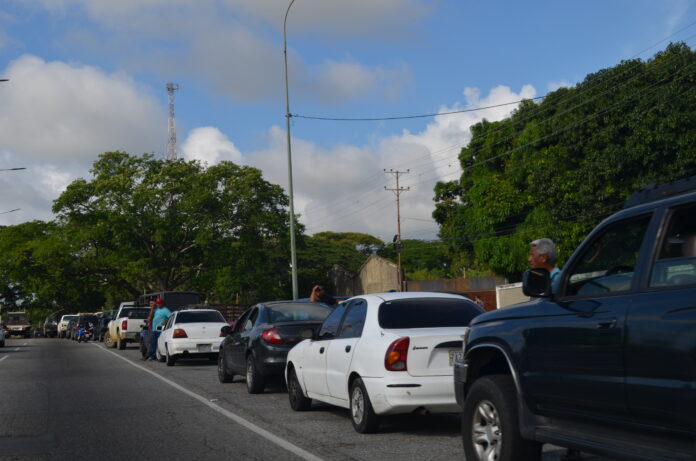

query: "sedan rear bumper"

left=168, top=339, right=222, bottom=356
left=362, top=375, right=460, bottom=416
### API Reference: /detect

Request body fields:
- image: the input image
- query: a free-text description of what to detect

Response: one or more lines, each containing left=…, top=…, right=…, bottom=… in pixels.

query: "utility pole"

left=166, top=82, right=179, bottom=161
left=384, top=169, right=409, bottom=291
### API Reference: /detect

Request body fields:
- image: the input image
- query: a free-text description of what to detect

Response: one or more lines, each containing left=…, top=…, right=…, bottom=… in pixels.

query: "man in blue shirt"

left=148, top=297, right=171, bottom=361
left=528, top=238, right=560, bottom=281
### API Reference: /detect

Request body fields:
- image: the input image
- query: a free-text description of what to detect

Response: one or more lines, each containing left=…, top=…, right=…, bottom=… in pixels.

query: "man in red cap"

left=148, top=297, right=171, bottom=360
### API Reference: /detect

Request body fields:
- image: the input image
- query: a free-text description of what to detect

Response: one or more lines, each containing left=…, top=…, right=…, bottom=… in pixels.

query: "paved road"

left=0, top=337, right=609, bottom=460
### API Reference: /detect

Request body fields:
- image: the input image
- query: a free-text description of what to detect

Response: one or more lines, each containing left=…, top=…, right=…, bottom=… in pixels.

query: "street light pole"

left=284, top=0, right=299, bottom=300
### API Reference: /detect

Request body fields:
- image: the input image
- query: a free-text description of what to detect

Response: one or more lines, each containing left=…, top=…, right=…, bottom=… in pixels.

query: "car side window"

left=564, top=215, right=651, bottom=297
left=244, top=308, right=258, bottom=332
left=650, top=204, right=696, bottom=288
left=337, top=300, right=367, bottom=338
left=317, top=303, right=348, bottom=340
left=233, top=310, right=250, bottom=334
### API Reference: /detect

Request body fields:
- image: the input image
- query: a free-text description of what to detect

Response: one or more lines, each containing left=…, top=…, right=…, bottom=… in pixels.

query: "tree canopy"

left=434, top=43, right=696, bottom=280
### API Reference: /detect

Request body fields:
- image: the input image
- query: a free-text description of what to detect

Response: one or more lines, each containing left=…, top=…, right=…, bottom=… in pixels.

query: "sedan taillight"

left=385, top=337, right=410, bottom=371
left=261, top=328, right=283, bottom=345
left=173, top=328, right=188, bottom=338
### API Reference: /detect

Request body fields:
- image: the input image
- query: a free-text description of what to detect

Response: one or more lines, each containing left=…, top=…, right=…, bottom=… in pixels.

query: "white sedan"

left=156, top=309, right=228, bottom=366
left=285, top=292, right=484, bottom=433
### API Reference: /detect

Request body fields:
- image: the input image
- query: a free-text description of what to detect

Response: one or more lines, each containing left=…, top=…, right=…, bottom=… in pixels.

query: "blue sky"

left=0, top=0, right=694, bottom=240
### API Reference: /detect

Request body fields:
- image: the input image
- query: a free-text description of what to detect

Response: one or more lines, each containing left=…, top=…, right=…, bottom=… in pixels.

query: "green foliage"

left=379, top=239, right=453, bottom=280
left=434, top=43, right=696, bottom=281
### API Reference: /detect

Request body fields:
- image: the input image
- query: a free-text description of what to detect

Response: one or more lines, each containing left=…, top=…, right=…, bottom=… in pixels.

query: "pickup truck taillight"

left=385, top=337, right=410, bottom=371
left=121, top=320, right=127, bottom=330
left=173, top=328, right=188, bottom=338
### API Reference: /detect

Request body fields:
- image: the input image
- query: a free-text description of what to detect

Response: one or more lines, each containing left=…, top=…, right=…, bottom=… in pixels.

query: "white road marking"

left=14, top=348, right=19, bottom=352
left=22, top=343, right=27, bottom=346
left=94, top=344, right=324, bottom=461
left=0, top=356, right=8, bottom=363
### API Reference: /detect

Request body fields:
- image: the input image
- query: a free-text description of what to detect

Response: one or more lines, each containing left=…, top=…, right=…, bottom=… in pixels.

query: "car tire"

left=104, top=333, right=114, bottom=348
left=156, top=346, right=165, bottom=362
left=287, top=368, right=311, bottom=411
left=245, top=354, right=265, bottom=394
left=217, top=353, right=234, bottom=383
left=166, top=345, right=176, bottom=366
left=117, top=336, right=126, bottom=350
left=140, top=338, right=148, bottom=358
left=0, top=340, right=5, bottom=347
left=350, top=377, right=380, bottom=433
left=462, top=375, right=541, bottom=461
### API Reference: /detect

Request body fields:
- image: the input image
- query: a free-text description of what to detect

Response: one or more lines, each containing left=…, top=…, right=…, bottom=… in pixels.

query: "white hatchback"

left=156, top=309, right=228, bottom=366
left=285, top=292, right=484, bottom=433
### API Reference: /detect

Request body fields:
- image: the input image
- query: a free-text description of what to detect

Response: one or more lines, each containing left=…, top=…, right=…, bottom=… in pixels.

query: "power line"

left=292, top=96, right=545, bottom=122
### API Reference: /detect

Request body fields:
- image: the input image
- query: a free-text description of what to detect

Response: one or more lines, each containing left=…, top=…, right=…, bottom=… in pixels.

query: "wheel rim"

left=351, top=386, right=364, bottom=425
left=246, top=359, right=253, bottom=387
left=472, top=400, right=502, bottom=461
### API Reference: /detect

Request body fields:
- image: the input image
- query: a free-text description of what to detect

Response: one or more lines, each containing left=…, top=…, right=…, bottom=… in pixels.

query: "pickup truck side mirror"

left=220, top=325, right=232, bottom=336
left=523, top=268, right=552, bottom=298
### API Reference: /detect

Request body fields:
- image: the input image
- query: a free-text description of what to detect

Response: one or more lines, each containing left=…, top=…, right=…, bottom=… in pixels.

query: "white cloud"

left=0, top=55, right=166, bottom=225
left=184, top=84, right=538, bottom=241
left=547, top=80, right=573, bottom=92
left=181, top=127, right=243, bottom=165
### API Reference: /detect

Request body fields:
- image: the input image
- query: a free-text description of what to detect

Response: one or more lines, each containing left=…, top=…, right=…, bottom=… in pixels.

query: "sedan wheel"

left=350, top=377, right=379, bottom=433
left=287, top=368, right=311, bottom=411
left=165, top=345, right=176, bottom=366
left=245, top=355, right=265, bottom=394
left=217, top=353, right=234, bottom=383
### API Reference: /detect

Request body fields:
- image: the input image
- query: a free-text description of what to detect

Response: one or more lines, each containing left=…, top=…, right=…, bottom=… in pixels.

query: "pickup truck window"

left=650, top=204, right=696, bottom=288
left=123, top=308, right=150, bottom=319
left=566, top=215, right=651, bottom=297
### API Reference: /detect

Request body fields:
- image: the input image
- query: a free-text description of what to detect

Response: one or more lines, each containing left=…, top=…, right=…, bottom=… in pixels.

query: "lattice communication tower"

left=166, top=82, right=180, bottom=160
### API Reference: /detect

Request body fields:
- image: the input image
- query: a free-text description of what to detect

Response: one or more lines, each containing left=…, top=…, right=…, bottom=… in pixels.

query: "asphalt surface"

left=0, top=337, right=610, bottom=461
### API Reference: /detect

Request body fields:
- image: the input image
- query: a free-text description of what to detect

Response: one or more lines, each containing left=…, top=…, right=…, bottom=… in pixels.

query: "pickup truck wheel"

left=217, top=353, right=234, bottom=383
left=287, top=368, right=311, bottom=411
left=350, top=377, right=380, bottom=433
left=104, top=333, right=114, bottom=348
left=117, top=336, right=126, bottom=350
left=166, top=345, right=176, bottom=366
left=462, top=375, right=541, bottom=461
left=245, top=355, right=265, bottom=394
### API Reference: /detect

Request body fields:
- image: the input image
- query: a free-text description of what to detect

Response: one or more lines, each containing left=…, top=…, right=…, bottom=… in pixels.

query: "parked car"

left=455, top=176, right=696, bottom=461
left=285, top=292, right=483, bottom=433
left=0, top=325, right=5, bottom=347
left=4, top=312, right=32, bottom=338
left=74, top=314, right=99, bottom=342
left=57, top=315, right=78, bottom=338
left=156, top=309, right=229, bottom=366
left=218, top=301, right=332, bottom=393
left=95, top=315, right=113, bottom=342
left=43, top=314, right=61, bottom=338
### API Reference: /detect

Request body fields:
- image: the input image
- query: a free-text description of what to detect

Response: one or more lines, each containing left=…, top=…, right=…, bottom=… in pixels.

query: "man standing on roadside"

left=528, top=238, right=560, bottom=281
left=140, top=300, right=157, bottom=361
left=148, top=298, right=171, bottom=361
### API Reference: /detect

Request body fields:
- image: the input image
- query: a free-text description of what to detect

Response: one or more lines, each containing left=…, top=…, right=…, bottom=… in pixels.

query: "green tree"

left=434, top=43, right=696, bottom=280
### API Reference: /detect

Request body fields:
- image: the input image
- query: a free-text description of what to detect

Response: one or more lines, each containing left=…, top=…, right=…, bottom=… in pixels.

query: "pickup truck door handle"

left=319, top=347, right=325, bottom=354
left=596, top=317, right=617, bottom=329
left=345, top=345, right=351, bottom=353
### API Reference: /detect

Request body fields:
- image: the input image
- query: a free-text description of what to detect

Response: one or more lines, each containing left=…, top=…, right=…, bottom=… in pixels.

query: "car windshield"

left=81, top=316, right=98, bottom=324
left=266, top=303, right=332, bottom=323
left=123, top=308, right=150, bottom=319
left=7, top=314, right=28, bottom=324
left=175, top=311, right=226, bottom=323
left=378, top=298, right=483, bottom=329
left=62, top=315, right=78, bottom=322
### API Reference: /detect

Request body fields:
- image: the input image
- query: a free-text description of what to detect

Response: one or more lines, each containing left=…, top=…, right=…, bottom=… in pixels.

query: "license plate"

left=197, top=344, right=212, bottom=352
left=449, top=350, right=464, bottom=366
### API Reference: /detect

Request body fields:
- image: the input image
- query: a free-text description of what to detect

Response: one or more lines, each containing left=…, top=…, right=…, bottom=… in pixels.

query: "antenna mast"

left=166, top=82, right=180, bottom=160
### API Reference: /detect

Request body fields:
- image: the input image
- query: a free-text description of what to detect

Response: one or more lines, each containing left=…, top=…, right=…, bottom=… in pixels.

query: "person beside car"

left=148, top=298, right=171, bottom=361
left=528, top=238, right=560, bottom=281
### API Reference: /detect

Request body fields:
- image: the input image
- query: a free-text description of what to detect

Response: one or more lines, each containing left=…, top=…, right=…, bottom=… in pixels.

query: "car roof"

left=353, top=291, right=470, bottom=303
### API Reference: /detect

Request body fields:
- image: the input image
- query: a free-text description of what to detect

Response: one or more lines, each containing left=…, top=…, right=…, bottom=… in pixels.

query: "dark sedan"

left=218, top=301, right=332, bottom=394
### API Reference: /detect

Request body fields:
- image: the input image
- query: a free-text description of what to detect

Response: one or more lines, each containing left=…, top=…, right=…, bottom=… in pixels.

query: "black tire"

left=166, top=345, right=176, bottom=366
left=156, top=346, right=166, bottom=362
left=117, top=335, right=126, bottom=350
left=461, top=375, right=541, bottom=461
left=287, top=367, right=311, bottom=411
left=140, top=338, right=148, bottom=358
left=217, top=353, right=234, bottom=383
left=0, top=340, right=5, bottom=347
left=245, top=354, right=265, bottom=394
left=349, top=377, right=380, bottom=433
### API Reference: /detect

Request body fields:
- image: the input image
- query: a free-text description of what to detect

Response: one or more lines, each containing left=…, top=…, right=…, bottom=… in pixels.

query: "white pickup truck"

left=105, top=303, right=150, bottom=350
